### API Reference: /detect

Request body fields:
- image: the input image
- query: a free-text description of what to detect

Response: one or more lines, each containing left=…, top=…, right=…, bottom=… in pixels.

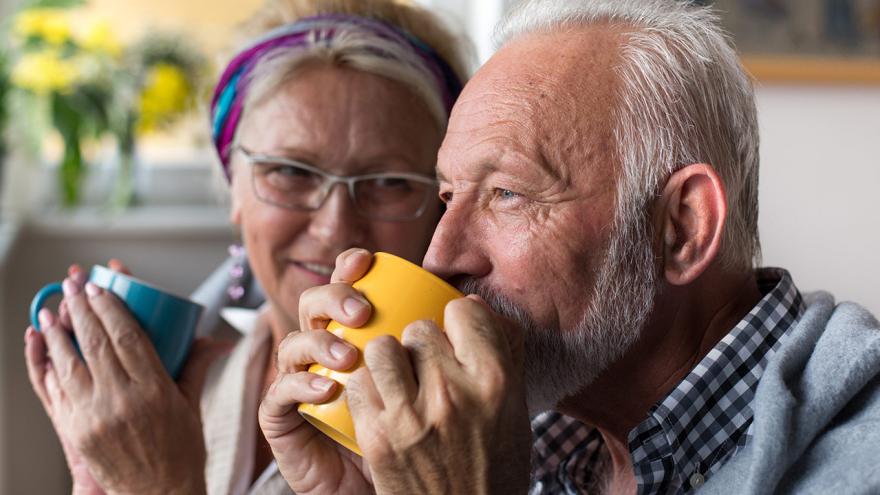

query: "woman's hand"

left=259, top=248, right=375, bottom=494
left=23, top=263, right=230, bottom=495
left=25, top=323, right=105, bottom=495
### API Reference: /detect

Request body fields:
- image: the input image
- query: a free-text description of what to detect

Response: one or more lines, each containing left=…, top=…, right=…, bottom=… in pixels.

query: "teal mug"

left=30, top=265, right=204, bottom=379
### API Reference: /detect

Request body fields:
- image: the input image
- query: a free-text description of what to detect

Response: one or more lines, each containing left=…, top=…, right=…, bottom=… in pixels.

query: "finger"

left=67, top=264, right=84, bottom=279
left=44, top=361, right=69, bottom=414
left=276, top=329, right=358, bottom=374
left=24, top=327, right=53, bottom=409
left=84, top=282, right=165, bottom=381
left=363, top=335, right=418, bottom=411
left=259, top=373, right=346, bottom=493
left=298, top=283, right=372, bottom=333
left=268, top=371, right=339, bottom=415
left=177, top=337, right=235, bottom=411
left=258, top=372, right=337, bottom=449
left=40, top=309, right=91, bottom=398
left=108, top=258, right=132, bottom=275
left=61, top=269, right=86, bottom=330
left=467, top=294, right=525, bottom=369
left=401, top=319, right=457, bottom=401
left=346, top=367, right=385, bottom=435
left=330, top=248, right=373, bottom=284
left=58, top=299, right=72, bottom=330
left=63, top=278, right=126, bottom=382
left=444, top=298, right=515, bottom=373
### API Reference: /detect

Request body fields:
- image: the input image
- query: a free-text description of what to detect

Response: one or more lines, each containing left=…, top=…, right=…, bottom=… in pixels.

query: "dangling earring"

left=227, top=243, right=246, bottom=302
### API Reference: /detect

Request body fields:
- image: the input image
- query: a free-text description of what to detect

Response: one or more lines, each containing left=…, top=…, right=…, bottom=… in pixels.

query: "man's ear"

left=657, top=163, right=727, bottom=286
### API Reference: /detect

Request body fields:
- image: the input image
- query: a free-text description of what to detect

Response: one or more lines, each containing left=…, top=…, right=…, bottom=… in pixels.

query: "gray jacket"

left=701, top=292, right=880, bottom=494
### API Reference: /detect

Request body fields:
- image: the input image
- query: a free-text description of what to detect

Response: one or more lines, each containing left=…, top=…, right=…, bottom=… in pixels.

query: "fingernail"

left=346, top=249, right=368, bottom=268
left=310, top=376, right=335, bottom=393
left=24, top=327, right=34, bottom=343
left=71, top=270, right=87, bottom=285
left=330, top=341, right=355, bottom=361
left=85, top=282, right=102, bottom=298
left=38, top=309, right=55, bottom=328
left=343, top=297, right=367, bottom=316
left=62, top=278, right=80, bottom=296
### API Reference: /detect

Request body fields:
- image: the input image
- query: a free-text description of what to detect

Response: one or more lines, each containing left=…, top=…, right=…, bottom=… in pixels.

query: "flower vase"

left=52, top=92, right=88, bottom=208
left=110, top=152, right=136, bottom=212
left=60, top=134, right=84, bottom=208
left=109, top=118, right=136, bottom=211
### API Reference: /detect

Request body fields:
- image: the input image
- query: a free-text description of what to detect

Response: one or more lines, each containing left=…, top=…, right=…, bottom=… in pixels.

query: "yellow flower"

left=138, top=63, right=191, bottom=133
left=78, top=19, right=122, bottom=57
left=13, top=9, right=72, bottom=46
left=11, top=49, right=80, bottom=93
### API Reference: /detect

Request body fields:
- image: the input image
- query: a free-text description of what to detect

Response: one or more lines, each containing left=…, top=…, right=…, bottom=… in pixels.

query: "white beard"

left=455, top=209, right=658, bottom=415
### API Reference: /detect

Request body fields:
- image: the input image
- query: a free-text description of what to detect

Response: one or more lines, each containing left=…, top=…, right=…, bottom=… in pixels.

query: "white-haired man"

left=260, top=0, right=880, bottom=493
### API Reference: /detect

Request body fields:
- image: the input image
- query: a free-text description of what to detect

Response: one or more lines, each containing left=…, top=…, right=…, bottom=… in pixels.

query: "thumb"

left=178, top=337, right=235, bottom=410
left=467, top=294, right=526, bottom=372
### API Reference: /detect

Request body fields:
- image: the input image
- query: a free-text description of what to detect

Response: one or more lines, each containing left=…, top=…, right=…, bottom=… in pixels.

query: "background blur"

left=0, top=0, right=878, bottom=492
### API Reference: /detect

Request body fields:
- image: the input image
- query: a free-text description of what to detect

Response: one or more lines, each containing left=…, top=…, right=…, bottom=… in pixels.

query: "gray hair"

left=496, top=0, right=761, bottom=269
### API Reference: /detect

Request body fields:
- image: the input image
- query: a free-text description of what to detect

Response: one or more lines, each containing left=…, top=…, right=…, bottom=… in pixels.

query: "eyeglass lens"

left=252, top=160, right=433, bottom=220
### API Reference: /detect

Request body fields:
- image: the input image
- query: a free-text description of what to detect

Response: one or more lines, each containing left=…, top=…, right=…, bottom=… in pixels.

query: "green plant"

left=0, top=48, right=9, bottom=163
left=8, top=0, right=207, bottom=208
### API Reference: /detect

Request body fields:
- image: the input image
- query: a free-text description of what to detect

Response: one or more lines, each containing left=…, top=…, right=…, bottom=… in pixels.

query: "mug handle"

left=30, top=282, right=63, bottom=331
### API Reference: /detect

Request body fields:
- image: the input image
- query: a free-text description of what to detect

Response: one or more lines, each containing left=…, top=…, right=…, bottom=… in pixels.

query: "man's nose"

left=308, top=184, right=364, bottom=249
left=422, top=201, right=490, bottom=281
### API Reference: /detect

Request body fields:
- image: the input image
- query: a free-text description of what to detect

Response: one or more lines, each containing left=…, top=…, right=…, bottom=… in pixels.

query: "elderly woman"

left=22, top=0, right=469, bottom=493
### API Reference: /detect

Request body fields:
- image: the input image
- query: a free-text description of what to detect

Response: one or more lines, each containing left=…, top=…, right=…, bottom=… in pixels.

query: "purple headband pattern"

left=210, top=13, right=464, bottom=179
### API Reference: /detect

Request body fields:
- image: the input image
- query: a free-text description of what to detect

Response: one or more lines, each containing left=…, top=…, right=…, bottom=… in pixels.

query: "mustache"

left=452, top=277, right=539, bottom=332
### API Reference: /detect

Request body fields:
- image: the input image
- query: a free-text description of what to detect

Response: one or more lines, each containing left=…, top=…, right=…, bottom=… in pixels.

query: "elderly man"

left=260, top=0, right=880, bottom=493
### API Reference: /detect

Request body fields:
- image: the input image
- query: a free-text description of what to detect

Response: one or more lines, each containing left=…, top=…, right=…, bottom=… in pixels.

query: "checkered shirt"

left=529, top=268, right=805, bottom=494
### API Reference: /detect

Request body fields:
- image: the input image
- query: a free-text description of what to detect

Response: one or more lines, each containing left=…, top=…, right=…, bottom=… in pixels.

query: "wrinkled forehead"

left=440, top=26, right=625, bottom=185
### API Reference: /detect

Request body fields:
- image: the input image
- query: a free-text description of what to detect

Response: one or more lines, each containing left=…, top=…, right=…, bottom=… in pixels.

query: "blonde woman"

left=23, top=1, right=470, bottom=493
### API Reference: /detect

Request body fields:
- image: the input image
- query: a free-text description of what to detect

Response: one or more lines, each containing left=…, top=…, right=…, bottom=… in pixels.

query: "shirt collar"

left=529, top=268, right=805, bottom=494
left=627, top=268, right=804, bottom=493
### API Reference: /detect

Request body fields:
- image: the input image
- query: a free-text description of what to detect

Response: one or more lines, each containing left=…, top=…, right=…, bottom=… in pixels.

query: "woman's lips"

left=291, top=260, right=334, bottom=284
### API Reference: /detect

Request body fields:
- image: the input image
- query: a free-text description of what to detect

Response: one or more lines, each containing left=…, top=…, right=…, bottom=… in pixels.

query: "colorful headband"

left=210, top=13, right=464, bottom=180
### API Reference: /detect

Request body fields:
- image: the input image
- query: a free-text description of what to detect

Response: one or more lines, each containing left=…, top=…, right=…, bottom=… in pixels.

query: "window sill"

left=23, top=204, right=233, bottom=239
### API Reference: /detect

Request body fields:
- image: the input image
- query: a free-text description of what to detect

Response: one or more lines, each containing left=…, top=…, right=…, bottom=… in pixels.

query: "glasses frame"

left=234, top=145, right=439, bottom=222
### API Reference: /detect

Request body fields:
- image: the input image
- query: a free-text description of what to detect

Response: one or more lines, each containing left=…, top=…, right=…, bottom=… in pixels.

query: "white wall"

left=756, top=85, right=880, bottom=315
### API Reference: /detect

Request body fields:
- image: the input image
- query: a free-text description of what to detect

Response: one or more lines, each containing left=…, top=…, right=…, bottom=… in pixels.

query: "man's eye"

left=496, top=188, right=520, bottom=200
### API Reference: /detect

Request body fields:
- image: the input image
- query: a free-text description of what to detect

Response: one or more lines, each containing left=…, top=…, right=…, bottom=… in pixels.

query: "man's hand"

left=348, top=295, right=532, bottom=494
left=260, top=248, right=532, bottom=494
left=23, top=264, right=230, bottom=495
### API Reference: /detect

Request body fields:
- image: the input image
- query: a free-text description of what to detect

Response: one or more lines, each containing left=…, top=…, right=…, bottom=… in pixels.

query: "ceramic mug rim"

left=90, top=264, right=203, bottom=309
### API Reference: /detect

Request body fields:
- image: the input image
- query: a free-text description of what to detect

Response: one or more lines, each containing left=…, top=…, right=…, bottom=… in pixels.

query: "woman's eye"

left=269, top=164, right=311, bottom=178
left=373, top=177, right=413, bottom=190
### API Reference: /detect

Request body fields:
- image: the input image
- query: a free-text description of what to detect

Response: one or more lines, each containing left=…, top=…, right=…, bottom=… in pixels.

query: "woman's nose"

left=307, top=183, right=365, bottom=248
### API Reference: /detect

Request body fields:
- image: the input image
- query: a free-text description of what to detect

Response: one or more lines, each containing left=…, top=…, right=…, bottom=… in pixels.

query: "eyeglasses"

left=235, top=145, right=439, bottom=222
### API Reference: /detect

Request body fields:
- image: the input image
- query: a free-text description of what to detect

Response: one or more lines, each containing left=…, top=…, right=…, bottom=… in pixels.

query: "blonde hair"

left=242, top=0, right=470, bottom=79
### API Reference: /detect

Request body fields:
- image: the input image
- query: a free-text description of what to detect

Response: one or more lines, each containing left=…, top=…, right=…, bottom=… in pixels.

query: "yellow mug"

left=298, top=252, right=463, bottom=456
